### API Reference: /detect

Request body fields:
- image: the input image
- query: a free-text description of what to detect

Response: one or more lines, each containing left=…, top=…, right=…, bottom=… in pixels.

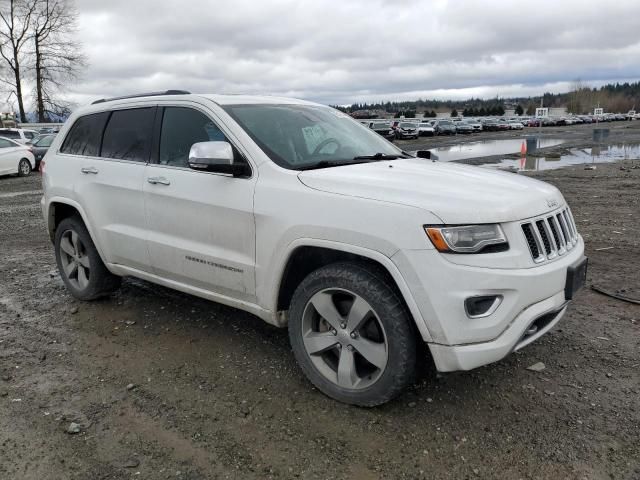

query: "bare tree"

left=30, top=0, right=85, bottom=121
left=0, top=0, right=37, bottom=122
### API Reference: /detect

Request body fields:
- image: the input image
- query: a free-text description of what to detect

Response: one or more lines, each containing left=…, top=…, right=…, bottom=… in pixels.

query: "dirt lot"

left=1, top=122, right=639, bottom=480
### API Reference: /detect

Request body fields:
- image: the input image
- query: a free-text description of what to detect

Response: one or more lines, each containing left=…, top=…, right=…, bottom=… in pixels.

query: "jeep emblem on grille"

left=546, top=198, right=559, bottom=208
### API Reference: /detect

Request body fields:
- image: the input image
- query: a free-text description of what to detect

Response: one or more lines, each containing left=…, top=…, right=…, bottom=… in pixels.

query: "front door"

left=143, top=105, right=257, bottom=302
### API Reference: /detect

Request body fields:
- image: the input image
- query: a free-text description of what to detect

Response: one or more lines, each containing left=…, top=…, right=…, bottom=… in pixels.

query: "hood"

left=297, top=158, right=564, bottom=224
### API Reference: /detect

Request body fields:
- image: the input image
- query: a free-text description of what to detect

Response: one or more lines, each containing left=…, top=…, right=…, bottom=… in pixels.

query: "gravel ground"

left=0, top=122, right=639, bottom=480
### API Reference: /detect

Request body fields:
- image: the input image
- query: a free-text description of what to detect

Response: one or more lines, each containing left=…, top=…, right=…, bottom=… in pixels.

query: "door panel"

left=0, top=140, right=18, bottom=174
left=143, top=166, right=257, bottom=302
left=75, top=158, right=150, bottom=271
left=69, top=107, right=155, bottom=272
left=143, top=105, right=257, bottom=301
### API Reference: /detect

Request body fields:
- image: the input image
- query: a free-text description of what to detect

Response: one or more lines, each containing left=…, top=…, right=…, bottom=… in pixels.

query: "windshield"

left=223, top=104, right=402, bottom=170
left=439, top=121, right=452, bottom=125
left=36, top=135, right=55, bottom=147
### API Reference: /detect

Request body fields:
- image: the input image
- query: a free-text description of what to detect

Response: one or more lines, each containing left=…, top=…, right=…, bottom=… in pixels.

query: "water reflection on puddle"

left=431, top=138, right=564, bottom=161
left=484, top=144, right=640, bottom=171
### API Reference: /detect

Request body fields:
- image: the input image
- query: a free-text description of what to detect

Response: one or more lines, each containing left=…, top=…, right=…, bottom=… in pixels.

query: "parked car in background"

left=455, top=122, right=474, bottom=134
left=367, top=121, right=395, bottom=141
left=29, top=134, right=57, bottom=170
left=41, top=91, right=586, bottom=406
left=0, top=128, right=39, bottom=144
left=394, top=122, right=419, bottom=139
left=433, top=120, right=457, bottom=135
left=481, top=119, right=499, bottom=131
left=464, top=119, right=483, bottom=132
left=508, top=120, right=524, bottom=130
left=499, top=119, right=511, bottom=130
left=417, top=122, right=435, bottom=136
left=0, top=136, right=35, bottom=176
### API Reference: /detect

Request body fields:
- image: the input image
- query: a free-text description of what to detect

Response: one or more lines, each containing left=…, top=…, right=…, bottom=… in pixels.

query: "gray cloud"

left=67, top=0, right=640, bottom=106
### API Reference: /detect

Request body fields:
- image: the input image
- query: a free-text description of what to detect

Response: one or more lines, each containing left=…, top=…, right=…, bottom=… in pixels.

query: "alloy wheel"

left=301, top=288, right=388, bottom=390
left=19, top=160, right=31, bottom=175
left=59, top=229, right=91, bottom=290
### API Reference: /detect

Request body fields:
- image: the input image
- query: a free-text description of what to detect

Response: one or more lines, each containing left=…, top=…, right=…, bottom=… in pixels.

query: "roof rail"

left=91, top=90, right=191, bottom=105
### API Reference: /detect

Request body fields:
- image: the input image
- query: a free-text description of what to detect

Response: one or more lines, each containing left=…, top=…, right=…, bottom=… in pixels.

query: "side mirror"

left=416, top=150, right=438, bottom=160
left=188, top=141, right=249, bottom=176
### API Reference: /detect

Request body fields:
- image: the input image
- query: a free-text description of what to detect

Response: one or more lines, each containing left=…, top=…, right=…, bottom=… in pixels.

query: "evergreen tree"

left=451, top=109, right=458, bottom=117
left=515, top=105, right=524, bottom=115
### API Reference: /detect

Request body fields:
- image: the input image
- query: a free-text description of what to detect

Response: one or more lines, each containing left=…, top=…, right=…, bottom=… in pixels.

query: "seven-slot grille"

left=521, top=208, right=579, bottom=263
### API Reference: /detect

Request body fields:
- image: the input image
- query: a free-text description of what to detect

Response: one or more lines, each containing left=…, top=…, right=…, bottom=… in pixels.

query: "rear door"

left=143, top=104, right=257, bottom=302
left=71, top=107, right=154, bottom=272
left=0, top=138, right=19, bottom=174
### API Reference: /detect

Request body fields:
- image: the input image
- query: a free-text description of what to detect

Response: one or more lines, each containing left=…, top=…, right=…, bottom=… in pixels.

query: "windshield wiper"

left=352, top=152, right=401, bottom=160
left=297, top=152, right=409, bottom=171
left=297, top=159, right=375, bottom=171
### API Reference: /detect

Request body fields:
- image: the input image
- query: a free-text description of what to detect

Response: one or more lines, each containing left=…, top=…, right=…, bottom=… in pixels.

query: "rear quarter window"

left=60, top=112, right=110, bottom=156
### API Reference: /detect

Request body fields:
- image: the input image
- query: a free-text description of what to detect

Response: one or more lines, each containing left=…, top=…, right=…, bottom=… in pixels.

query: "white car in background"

left=417, top=122, right=435, bottom=136
left=464, top=119, right=483, bottom=132
left=0, top=136, right=35, bottom=176
left=0, top=128, right=39, bottom=144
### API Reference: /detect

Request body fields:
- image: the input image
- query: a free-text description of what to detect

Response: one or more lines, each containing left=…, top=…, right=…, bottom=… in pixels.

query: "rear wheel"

left=289, top=262, right=416, bottom=406
left=18, top=158, right=31, bottom=176
left=55, top=216, right=121, bottom=300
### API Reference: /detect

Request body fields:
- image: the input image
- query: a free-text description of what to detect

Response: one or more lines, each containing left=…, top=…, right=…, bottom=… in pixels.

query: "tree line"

left=0, top=0, right=84, bottom=122
left=336, top=80, right=640, bottom=117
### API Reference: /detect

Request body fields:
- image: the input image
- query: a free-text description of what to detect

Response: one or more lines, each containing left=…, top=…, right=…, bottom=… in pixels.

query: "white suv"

left=41, top=91, right=587, bottom=406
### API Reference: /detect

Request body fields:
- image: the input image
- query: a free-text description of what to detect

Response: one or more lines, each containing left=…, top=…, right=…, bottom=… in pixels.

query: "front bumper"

left=429, top=291, right=568, bottom=371
left=392, top=238, right=585, bottom=371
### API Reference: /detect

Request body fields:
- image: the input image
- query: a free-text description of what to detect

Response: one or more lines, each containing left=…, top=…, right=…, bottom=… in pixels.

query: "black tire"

left=54, top=215, right=121, bottom=301
left=18, top=158, right=32, bottom=176
left=288, top=262, right=416, bottom=406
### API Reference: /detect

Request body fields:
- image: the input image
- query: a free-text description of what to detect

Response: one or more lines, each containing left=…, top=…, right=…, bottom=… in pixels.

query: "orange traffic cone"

left=520, top=141, right=527, bottom=155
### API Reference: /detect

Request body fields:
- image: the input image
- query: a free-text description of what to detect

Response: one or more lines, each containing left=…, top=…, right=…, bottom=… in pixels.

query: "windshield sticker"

left=301, top=125, right=328, bottom=152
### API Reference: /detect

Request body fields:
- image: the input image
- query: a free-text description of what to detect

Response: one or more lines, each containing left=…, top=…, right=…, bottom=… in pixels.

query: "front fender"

left=270, top=238, right=433, bottom=342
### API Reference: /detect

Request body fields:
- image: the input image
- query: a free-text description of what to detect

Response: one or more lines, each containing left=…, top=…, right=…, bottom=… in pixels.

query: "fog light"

left=464, top=295, right=502, bottom=318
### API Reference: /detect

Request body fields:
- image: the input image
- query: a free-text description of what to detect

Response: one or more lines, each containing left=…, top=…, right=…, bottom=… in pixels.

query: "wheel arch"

left=46, top=197, right=110, bottom=266
left=273, top=240, right=433, bottom=342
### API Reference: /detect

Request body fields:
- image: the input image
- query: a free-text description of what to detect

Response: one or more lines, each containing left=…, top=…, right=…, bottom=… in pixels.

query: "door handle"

left=81, top=167, right=99, bottom=174
left=147, top=176, right=170, bottom=186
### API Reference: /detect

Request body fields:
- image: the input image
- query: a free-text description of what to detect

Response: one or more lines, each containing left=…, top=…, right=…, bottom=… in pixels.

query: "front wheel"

left=288, top=262, right=416, bottom=406
left=18, top=158, right=32, bottom=176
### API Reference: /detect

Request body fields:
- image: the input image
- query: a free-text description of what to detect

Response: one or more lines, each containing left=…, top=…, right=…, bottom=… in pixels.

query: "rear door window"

left=101, top=108, right=155, bottom=162
left=60, top=112, right=109, bottom=156
left=0, top=138, right=14, bottom=148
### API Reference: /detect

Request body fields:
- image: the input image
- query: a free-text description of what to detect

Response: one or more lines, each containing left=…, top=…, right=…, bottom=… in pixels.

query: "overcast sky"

left=69, top=0, right=640, bottom=106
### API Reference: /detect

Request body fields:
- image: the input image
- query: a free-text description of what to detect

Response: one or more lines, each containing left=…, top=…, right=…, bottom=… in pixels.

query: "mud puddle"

left=427, top=138, right=564, bottom=161
left=484, top=144, right=640, bottom=171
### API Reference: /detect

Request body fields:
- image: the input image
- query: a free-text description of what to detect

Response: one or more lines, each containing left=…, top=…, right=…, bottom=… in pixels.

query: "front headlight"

left=424, top=224, right=507, bottom=253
